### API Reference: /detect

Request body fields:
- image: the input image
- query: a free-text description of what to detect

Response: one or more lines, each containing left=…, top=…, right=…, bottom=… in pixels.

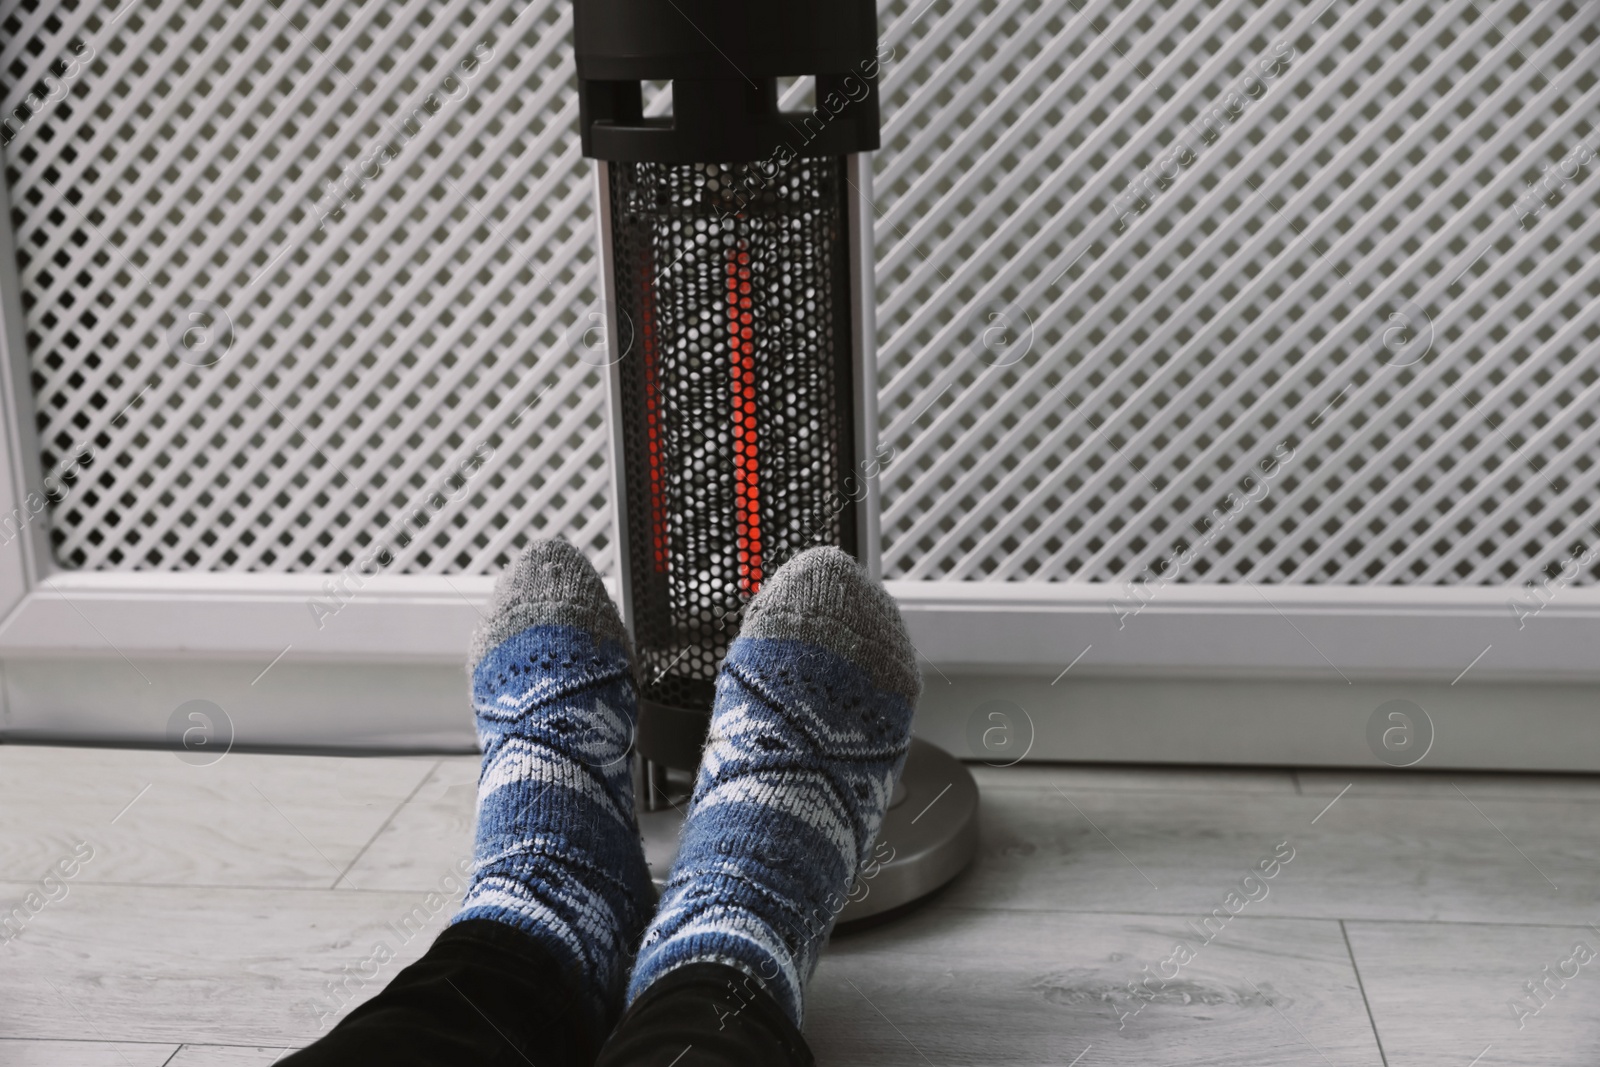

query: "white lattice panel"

left=2, top=0, right=613, bottom=573
left=873, top=0, right=1600, bottom=584
left=4, top=0, right=1600, bottom=587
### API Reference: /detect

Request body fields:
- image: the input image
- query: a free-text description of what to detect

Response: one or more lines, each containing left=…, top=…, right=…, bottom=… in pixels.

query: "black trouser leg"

left=596, top=962, right=813, bottom=1067
left=281, top=919, right=597, bottom=1067
left=281, top=920, right=813, bottom=1067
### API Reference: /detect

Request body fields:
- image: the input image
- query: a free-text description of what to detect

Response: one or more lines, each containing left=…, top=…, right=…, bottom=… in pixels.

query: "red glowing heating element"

left=728, top=243, right=762, bottom=595
left=640, top=255, right=668, bottom=573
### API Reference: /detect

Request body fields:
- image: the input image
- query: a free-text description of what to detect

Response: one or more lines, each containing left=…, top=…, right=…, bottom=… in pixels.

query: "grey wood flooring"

left=2, top=745, right=1596, bottom=1064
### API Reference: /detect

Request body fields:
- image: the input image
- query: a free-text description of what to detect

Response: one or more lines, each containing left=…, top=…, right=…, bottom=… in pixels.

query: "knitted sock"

left=625, top=546, right=921, bottom=1028
left=451, top=539, right=654, bottom=1042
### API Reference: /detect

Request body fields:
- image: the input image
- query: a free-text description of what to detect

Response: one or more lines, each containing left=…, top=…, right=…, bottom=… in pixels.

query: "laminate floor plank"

left=166, top=1046, right=297, bottom=1066
left=0, top=1038, right=179, bottom=1066
left=0, top=883, right=452, bottom=1048
left=940, top=786, right=1600, bottom=925
left=1297, top=767, right=1600, bottom=802
left=806, top=909, right=1384, bottom=1066
left=0, top=746, right=438, bottom=810
left=0, top=748, right=437, bottom=889
left=1345, top=919, right=1600, bottom=1065
left=8, top=743, right=1600, bottom=1060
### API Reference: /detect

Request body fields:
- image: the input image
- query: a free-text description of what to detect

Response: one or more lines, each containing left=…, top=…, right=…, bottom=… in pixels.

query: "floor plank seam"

left=973, top=784, right=1304, bottom=797
left=979, top=785, right=1600, bottom=804
left=907, top=904, right=1600, bottom=930
left=1339, top=918, right=1390, bottom=1067
left=0, top=1037, right=184, bottom=1047
left=329, top=758, right=444, bottom=890
left=6, top=880, right=471, bottom=894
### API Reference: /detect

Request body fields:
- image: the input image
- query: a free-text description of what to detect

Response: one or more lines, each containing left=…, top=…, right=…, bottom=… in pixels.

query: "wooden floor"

left=3, top=744, right=1599, bottom=1065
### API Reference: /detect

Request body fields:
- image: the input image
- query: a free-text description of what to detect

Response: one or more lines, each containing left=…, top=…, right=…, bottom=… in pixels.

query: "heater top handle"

left=574, top=0, right=883, bottom=164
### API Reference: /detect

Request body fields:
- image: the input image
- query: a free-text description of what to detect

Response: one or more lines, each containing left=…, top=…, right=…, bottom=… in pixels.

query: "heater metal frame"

left=845, top=153, right=883, bottom=584
left=594, top=160, right=635, bottom=634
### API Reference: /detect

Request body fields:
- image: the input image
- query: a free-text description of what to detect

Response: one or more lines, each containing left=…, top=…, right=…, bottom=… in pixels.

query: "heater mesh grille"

left=608, top=159, right=858, bottom=708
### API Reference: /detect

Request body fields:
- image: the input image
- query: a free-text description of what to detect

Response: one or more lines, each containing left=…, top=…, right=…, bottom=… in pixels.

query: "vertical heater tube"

left=728, top=240, right=762, bottom=595
left=641, top=244, right=669, bottom=574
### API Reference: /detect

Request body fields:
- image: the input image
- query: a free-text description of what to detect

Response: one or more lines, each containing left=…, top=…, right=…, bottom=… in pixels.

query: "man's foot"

left=624, top=546, right=921, bottom=1027
left=451, top=539, right=653, bottom=1038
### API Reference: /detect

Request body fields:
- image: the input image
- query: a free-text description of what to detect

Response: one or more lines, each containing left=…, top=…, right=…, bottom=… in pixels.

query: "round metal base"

left=638, top=736, right=979, bottom=925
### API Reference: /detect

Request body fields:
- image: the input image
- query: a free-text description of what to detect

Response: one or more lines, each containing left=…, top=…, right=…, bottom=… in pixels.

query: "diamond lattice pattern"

left=3, top=0, right=613, bottom=572
left=3, top=0, right=1599, bottom=585
left=873, top=0, right=1600, bottom=585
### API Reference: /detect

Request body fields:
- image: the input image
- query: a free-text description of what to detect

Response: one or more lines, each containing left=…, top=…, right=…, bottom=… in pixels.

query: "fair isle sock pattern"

left=451, top=539, right=654, bottom=1039
left=625, top=547, right=922, bottom=1028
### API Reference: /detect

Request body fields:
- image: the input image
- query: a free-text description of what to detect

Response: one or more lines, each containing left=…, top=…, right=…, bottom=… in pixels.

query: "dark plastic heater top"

left=575, top=0, right=882, bottom=163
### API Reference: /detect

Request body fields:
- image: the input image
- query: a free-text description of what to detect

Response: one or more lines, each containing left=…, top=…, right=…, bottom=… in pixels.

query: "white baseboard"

left=1, top=573, right=1596, bottom=769
left=2, top=572, right=1594, bottom=677
left=894, top=580, right=1600, bottom=683
left=6, top=657, right=1599, bottom=772
left=913, top=673, right=1600, bottom=772
left=0, top=654, right=478, bottom=752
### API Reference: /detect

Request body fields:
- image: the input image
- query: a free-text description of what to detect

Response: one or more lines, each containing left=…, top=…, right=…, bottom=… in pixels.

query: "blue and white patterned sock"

left=625, top=546, right=922, bottom=1027
left=451, top=539, right=653, bottom=1038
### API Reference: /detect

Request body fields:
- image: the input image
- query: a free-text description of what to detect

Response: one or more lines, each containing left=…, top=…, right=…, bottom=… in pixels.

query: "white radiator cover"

left=1, top=0, right=1598, bottom=765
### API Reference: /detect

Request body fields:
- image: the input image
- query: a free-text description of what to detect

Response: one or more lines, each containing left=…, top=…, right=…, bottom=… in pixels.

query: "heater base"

left=638, top=737, right=979, bottom=925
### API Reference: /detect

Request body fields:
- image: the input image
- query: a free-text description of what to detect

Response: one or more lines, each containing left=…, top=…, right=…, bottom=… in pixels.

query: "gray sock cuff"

left=469, top=539, right=632, bottom=674
left=739, top=546, right=921, bottom=702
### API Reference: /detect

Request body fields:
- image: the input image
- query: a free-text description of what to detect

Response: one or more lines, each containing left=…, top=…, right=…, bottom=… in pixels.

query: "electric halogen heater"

left=575, top=0, right=977, bottom=921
